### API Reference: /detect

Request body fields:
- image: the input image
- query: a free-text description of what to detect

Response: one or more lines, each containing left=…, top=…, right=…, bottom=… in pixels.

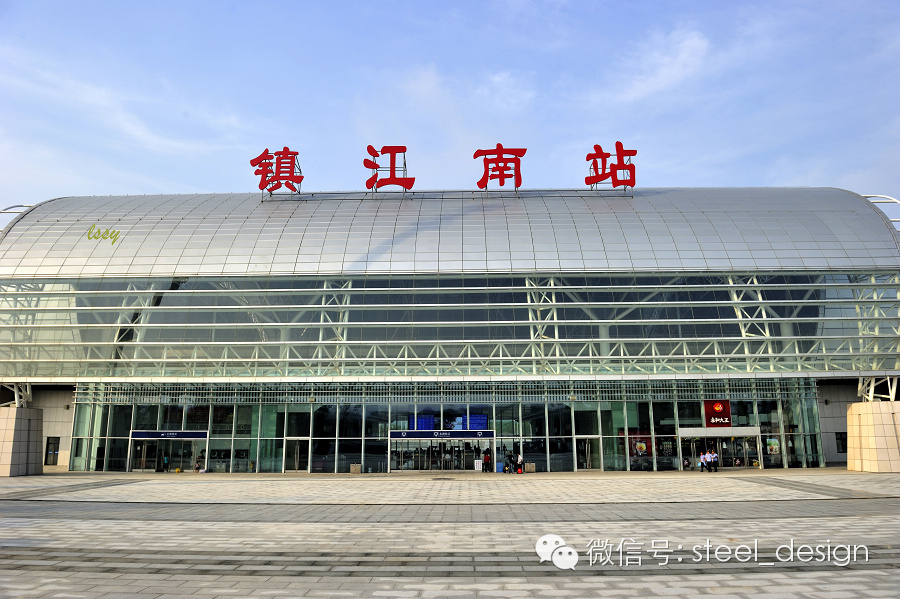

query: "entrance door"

left=576, top=438, right=601, bottom=470
left=130, top=440, right=158, bottom=472
left=681, top=438, right=719, bottom=470
left=156, top=440, right=192, bottom=472
left=712, top=437, right=760, bottom=469
left=389, top=439, right=493, bottom=471
left=726, top=437, right=759, bottom=468
left=285, top=439, right=310, bottom=472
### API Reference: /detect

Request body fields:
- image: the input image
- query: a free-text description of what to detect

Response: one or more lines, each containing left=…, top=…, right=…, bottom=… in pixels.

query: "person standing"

left=705, top=450, right=713, bottom=473
left=483, top=450, right=491, bottom=473
left=711, top=449, right=719, bottom=472
left=517, top=452, right=524, bottom=474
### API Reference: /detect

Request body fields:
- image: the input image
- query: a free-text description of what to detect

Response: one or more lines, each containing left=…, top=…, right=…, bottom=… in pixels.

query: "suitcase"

left=517, top=467, right=522, bottom=474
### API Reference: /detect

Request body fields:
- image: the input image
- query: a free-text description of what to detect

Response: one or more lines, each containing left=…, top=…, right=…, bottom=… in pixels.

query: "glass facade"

left=69, top=378, right=824, bottom=473
left=0, top=272, right=897, bottom=379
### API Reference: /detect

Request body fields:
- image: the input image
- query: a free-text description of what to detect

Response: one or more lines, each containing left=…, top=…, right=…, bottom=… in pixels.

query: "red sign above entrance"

left=473, top=143, right=528, bottom=190
left=364, top=145, right=416, bottom=191
left=250, top=147, right=303, bottom=194
left=250, top=142, right=637, bottom=193
left=585, top=141, right=636, bottom=188
left=704, top=400, right=732, bottom=427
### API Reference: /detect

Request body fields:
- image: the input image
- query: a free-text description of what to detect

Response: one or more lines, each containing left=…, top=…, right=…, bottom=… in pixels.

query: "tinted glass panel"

left=313, top=405, right=337, bottom=437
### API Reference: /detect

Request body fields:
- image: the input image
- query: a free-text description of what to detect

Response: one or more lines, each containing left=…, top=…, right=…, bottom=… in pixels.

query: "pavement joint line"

left=0, top=479, right=143, bottom=500
left=740, top=477, right=890, bottom=499
left=1, top=497, right=898, bottom=524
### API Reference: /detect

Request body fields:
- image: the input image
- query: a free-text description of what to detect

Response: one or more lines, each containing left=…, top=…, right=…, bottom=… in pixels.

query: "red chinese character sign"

left=364, top=145, right=415, bottom=190
left=250, top=142, right=637, bottom=194
left=251, top=147, right=303, bottom=194
left=474, top=143, right=527, bottom=189
left=585, top=141, right=636, bottom=189
left=704, top=400, right=732, bottom=427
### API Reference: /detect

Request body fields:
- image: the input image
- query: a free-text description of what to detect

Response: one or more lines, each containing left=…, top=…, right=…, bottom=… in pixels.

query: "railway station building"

left=1, top=187, right=898, bottom=474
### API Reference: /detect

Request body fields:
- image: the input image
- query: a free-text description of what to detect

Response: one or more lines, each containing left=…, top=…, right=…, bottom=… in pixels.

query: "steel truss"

left=1, top=272, right=898, bottom=381
left=858, top=377, right=898, bottom=402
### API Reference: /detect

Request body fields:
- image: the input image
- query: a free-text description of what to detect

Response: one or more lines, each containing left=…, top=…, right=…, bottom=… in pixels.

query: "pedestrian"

left=507, top=452, right=514, bottom=474
left=705, top=450, right=713, bottom=473
left=163, top=455, right=170, bottom=473
left=711, top=449, right=719, bottom=472
left=517, top=452, right=524, bottom=474
left=699, top=452, right=707, bottom=472
left=483, top=450, right=491, bottom=473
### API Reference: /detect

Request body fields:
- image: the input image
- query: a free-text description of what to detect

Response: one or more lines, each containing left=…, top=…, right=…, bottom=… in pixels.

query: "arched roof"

left=1, top=188, right=898, bottom=278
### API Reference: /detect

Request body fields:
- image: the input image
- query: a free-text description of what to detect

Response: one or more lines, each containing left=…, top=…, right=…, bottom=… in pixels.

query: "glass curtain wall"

left=69, top=379, right=823, bottom=473
left=7, top=272, right=897, bottom=380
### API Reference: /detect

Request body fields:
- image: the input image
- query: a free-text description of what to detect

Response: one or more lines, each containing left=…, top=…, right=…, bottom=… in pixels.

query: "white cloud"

left=475, top=71, right=535, bottom=113
left=612, top=28, right=710, bottom=103
left=0, top=45, right=248, bottom=155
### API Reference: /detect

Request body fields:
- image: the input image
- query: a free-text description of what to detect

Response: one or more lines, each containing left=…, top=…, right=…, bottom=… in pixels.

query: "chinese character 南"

left=585, top=141, right=637, bottom=188
left=473, top=143, right=527, bottom=189
left=250, top=147, right=304, bottom=193
left=364, top=145, right=416, bottom=190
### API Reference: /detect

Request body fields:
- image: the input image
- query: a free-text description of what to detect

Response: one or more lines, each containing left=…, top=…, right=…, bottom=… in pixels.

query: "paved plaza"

left=0, top=468, right=897, bottom=598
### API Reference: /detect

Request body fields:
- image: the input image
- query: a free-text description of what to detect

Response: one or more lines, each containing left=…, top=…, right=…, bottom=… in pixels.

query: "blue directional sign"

left=130, top=431, right=209, bottom=439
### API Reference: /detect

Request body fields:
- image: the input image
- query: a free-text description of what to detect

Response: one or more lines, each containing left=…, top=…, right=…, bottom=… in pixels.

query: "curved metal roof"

left=1, top=188, right=898, bottom=278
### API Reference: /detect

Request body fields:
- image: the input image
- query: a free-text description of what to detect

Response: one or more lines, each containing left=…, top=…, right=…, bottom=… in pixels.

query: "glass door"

left=680, top=437, right=699, bottom=470
left=285, top=439, right=310, bottom=472
left=576, top=438, right=601, bottom=470
left=130, top=440, right=158, bottom=472
left=720, top=437, right=735, bottom=468
left=745, top=437, right=760, bottom=468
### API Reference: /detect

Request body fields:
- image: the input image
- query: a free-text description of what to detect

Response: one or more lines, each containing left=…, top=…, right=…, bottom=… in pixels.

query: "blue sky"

left=1, top=1, right=898, bottom=226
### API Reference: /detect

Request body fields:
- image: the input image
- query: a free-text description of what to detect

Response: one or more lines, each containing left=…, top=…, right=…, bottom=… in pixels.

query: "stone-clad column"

left=0, top=406, right=44, bottom=476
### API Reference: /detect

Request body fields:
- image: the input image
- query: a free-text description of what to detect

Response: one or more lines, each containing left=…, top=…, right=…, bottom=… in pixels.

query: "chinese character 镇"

left=364, top=145, right=415, bottom=190
left=585, top=141, right=637, bottom=188
left=251, top=147, right=304, bottom=193
left=473, top=143, right=527, bottom=189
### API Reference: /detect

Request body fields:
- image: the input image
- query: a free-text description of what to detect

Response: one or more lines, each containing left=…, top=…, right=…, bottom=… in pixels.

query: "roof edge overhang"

left=4, top=372, right=895, bottom=385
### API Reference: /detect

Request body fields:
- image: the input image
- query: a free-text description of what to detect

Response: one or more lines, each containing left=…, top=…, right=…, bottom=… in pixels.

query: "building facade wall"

left=816, top=380, right=859, bottom=465
left=31, top=386, right=75, bottom=472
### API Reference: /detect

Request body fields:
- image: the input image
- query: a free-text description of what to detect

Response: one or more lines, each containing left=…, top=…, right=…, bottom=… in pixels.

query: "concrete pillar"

left=0, top=406, right=44, bottom=476
left=847, top=401, right=900, bottom=472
